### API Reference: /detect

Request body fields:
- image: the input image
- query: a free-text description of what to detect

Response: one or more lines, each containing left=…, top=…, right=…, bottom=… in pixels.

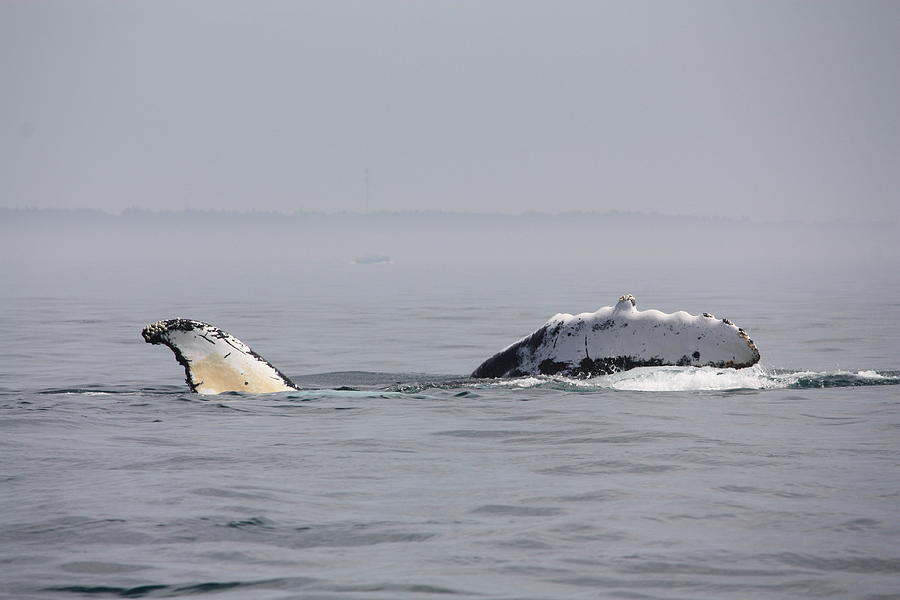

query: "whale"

left=142, top=295, right=759, bottom=394
left=142, top=319, right=296, bottom=394
left=471, top=295, right=760, bottom=378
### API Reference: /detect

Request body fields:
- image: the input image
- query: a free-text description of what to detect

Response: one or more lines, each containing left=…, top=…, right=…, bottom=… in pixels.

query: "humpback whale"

left=142, top=319, right=296, bottom=394
left=471, top=295, right=759, bottom=378
left=143, top=295, right=759, bottom=394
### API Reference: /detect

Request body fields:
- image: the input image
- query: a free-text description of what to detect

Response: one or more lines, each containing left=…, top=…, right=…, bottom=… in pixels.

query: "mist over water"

left=4, top=0, right=898, bottom=594
left=2, top=211, right=899, bottom=599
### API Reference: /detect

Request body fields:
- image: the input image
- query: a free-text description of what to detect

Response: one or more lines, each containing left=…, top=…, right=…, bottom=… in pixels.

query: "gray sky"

left=2, top=0, right=898, bottom=221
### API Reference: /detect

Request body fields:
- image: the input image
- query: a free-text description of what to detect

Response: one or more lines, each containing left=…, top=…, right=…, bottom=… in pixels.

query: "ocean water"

left=2, top=261, right=899, bottom=600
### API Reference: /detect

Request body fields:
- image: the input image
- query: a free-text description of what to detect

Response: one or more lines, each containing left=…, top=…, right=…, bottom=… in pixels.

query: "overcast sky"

left=2, top=1, right=898, bottom=221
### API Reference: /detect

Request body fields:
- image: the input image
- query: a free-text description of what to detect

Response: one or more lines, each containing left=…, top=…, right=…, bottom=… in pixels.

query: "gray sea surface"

left=2, top=260, right=899, bottom=599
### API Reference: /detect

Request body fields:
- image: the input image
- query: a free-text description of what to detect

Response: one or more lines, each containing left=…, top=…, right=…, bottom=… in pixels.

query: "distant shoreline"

left=0, top=206, right=884, bottom=227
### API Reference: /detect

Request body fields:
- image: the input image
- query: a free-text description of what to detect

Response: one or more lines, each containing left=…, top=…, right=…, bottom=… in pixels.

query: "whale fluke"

left=142, top=319, right=296, bottom=394
left=471, top=295, right=760, bottom=378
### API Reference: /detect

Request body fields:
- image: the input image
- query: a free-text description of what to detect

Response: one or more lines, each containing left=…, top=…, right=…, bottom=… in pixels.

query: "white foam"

left=474, top=366, right=786, bottom=392
left=555, top=366, right=898, bottom=392
left=486, top=376, right=546, bottom=389
left=574, top=364, right=782, bottom=391
left=855, top=370, right=886, bottom=379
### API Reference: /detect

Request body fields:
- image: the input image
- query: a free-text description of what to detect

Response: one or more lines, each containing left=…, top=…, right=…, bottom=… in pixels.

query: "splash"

left=476, top=365, right=900, bottom=392
left=598, top=365, right=782, bottom=391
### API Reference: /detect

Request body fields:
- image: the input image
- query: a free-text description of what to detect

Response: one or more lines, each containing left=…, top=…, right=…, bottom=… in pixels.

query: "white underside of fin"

left=143, top=319, right=295, bottom=394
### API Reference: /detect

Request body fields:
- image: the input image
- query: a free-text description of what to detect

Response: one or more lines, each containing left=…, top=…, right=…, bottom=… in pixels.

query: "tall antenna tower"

left=364, top=168, right=370, bottom=213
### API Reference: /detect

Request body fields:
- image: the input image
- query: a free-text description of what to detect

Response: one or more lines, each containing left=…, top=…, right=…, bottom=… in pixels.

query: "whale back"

left=472, top=295, right=760, bottom=378
left=142, top=319, right=296, bottom=394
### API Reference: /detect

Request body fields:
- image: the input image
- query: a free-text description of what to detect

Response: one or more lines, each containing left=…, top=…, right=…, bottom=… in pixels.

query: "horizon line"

left=1, top=205, right=892, bottom=226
